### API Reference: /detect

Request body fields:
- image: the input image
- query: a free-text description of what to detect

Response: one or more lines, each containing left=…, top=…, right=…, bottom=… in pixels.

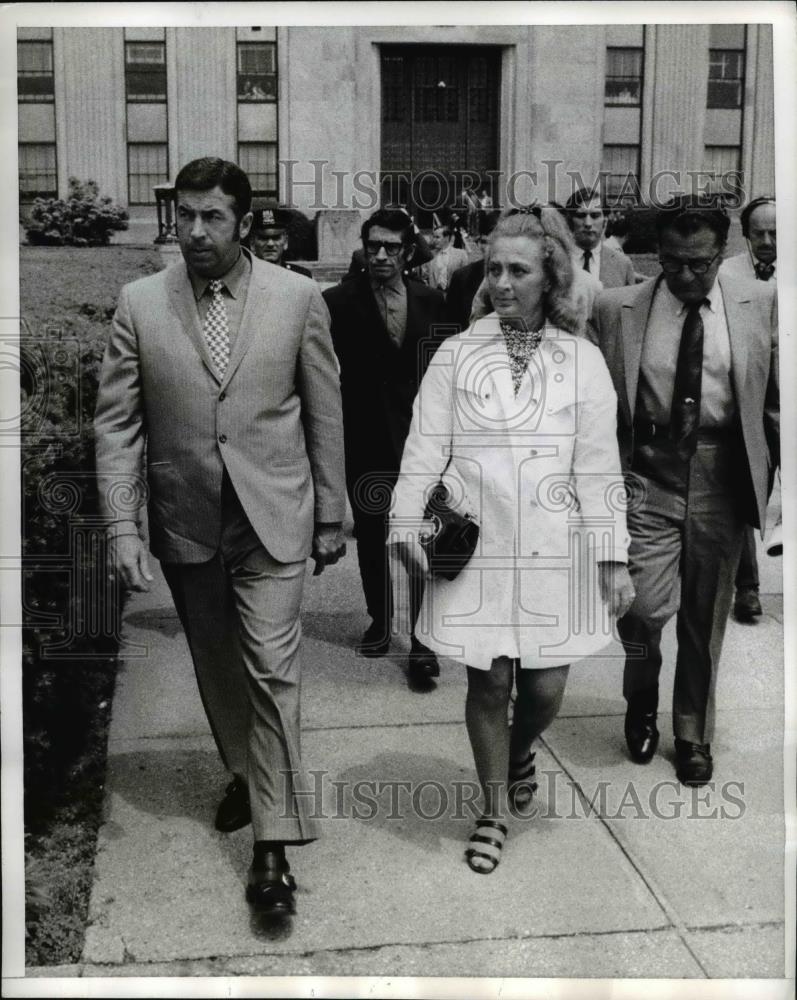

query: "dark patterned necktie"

left=583, top=249, right=592, bottom=273
left=669, top=300, right=706, bottom=460
left=754, top=261, right=775, bottom=281
left=203, top=279, right=230, bottom=375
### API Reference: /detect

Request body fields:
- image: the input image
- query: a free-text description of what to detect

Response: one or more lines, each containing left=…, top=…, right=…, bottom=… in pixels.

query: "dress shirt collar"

left=189, top=248, right=251, bottom=302
left=575, top=242, right=602, bottom=272
left=369, top=270, right=405, bottom=295
left=660, top=275, right=723, bottom=318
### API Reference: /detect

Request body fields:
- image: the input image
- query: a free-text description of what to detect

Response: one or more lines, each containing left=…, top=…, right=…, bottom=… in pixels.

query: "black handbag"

left=421, top=481, right=479, bottom=581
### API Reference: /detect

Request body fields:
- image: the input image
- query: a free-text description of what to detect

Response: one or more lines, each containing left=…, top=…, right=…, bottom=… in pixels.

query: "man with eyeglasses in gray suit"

left=589, top=195, right=779, bottom=787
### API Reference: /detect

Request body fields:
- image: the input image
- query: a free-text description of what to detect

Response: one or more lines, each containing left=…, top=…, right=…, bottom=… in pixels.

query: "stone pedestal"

left=315, top=210, right=362, bottom=262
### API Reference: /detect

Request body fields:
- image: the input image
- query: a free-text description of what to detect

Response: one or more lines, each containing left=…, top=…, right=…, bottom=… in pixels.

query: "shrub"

left=23, top=177, right=129, bottom=248
left=20, top=317, right=122, bottom=823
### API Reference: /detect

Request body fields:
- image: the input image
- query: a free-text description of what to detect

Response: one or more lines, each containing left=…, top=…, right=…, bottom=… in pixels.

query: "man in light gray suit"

left=590, top=196, right=779, bottom=787
left=720, top=196, right=778, bottom=623
left=95, top=158, right=346, bottom=914
left=565, top=187, right=637, bottom=288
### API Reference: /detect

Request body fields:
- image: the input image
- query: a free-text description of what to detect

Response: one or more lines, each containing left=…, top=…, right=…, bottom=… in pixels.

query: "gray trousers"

left=619, top=435, right=747, bottom=745
left=162, top=475, right=318, bottom=843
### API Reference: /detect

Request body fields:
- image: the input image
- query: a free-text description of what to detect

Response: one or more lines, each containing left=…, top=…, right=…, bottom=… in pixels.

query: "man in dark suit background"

left=566, top=187, right=637, bottom=288
left=324, top=209, right=449, bottom=687
left=590, top=196, right=779, bottom=786
left=95, top=158, right=346, bottom=914
left=444, top=210, right=499, bottom=330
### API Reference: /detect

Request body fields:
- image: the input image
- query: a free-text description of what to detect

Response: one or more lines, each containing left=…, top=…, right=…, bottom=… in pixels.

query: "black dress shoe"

left=246, top=848, right=297, bottom=915
left=675, top=739, right=713, bottom=786
left=408, top=638, right=440, bottom=687
left=733, top=588, right=762, bottom=623
left=215, top=777, right=251, bottom=833
left=624, top=692, right=659, bottom=764
left=356, top=621, right=391, bottom=657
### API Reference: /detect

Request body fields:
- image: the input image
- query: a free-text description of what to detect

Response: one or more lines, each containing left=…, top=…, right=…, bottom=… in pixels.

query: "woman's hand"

left=391, top=534, right=430, bottom=580
left=598, top=561, right=635, bottom=619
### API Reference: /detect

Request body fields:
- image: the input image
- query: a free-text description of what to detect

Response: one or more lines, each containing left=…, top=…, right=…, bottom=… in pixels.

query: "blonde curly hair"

left=479, top=205, right=580, bottom=334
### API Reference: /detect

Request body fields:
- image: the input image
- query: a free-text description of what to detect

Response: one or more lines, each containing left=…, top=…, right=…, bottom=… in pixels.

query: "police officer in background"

left=248, top=200, right=313, bottom=278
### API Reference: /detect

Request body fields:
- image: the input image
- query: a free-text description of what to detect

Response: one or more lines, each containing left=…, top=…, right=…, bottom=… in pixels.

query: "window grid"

left=237, top=42, right=277, bottom=101
left=602, top=144, right=641, bottom=204
left=125, top=40, right=167, bottom=103
left=18, top=39, right=54, bottom=102
left=19, top=143, right=57, bottom=199
left=707, top=48, right=745, bottom=109
left=238, top=142, right=278, bottom=197
left=605, top=47, right=643, bottom=107
left=127, top=143, right=168, bottom=205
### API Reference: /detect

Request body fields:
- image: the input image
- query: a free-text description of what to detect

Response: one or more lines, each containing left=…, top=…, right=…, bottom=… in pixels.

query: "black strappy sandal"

left=508, top=751, right=537, bottom=811
left=465, top=818, right=508, bottom=874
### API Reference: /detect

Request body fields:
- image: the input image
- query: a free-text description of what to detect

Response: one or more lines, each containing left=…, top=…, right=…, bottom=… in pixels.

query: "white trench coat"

left=390, top=315, right=630, bottom=670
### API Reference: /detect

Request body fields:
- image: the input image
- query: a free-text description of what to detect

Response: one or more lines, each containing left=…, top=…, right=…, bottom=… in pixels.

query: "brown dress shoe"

left=214, top=777, right=251, bottom=832
left=733, top=588, right=762, bottom=623
left=246, top=847, right=296, bottom=915
left=408, top=637, right=440, bottom=687
left=356, top=620, right=391, bottom=657
left=624, top=690, right=659, bottom=763
left=674, top=739, right=713, bottom=786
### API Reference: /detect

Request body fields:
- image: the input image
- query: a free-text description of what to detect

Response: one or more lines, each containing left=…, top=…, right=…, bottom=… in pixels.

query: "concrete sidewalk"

left=38, top=506, right=787, bottom=981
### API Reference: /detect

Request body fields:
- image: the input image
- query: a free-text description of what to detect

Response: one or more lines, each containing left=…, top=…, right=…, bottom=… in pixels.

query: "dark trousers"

left=735, top=525, right=760, bottom=591
left=350, top=470, right=424, bottom=634
left=619, top=436, right=747, bottom=745
left=351, top=504, right=394, bottom=630
left=161, top=475, right=318, bottom=843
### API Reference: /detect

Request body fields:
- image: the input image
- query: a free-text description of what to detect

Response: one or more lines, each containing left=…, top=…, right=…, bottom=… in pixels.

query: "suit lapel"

left=223, top=254, right=273, bottom=387
left=167, top=262, right=220, bottom=383
left=718, top=273, right=751, bottom=401
left=621, top=277, right=660, bottom=420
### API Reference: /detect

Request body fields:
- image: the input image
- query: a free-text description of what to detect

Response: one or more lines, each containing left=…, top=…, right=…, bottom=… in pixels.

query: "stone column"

left=648, top=24, right=710, bottom=202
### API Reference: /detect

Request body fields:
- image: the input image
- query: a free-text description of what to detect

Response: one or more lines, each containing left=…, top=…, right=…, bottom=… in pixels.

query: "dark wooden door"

left=381, top=46, right=500, bottom=226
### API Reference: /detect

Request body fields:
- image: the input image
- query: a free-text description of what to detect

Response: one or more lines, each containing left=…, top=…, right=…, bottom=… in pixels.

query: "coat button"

left=219, top=391, right=226, bottom=401
left=218, top=434, right=227, bottom=444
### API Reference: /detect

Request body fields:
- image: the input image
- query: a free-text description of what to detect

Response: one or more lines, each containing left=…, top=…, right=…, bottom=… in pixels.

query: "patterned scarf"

left=499, top=320, right=545, bottom=397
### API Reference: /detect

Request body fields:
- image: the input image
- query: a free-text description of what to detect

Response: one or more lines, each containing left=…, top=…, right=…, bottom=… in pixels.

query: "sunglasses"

left=365, top=240, right=404, bottom=257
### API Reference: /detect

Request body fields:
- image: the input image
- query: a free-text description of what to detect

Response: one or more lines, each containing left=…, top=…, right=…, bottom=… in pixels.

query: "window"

left=237, top=42, right=276, bottom=101
left=128, top=143, right=168, bottom=204
left=238, top=143, right=277, bottom=197
left=704, top=145, right=741, bottom=176
left=605, top=48, right=643, bottom=106
left=18, top=40, right=54, bottom=102
left=707, top=49, right=744, bottom=108
left=602, top=145, right=640, bottom=203
left=125, top=41, right=166, bottom=102
left=19, top=143, right=57, bottom=199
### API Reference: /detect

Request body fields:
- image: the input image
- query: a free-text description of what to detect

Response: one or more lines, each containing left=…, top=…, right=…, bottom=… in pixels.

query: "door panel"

left=381, top=46, right=500, bottom=226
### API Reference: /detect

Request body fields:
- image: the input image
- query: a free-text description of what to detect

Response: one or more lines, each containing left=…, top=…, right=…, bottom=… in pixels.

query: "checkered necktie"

left=203, top=279, right=230, bottom=375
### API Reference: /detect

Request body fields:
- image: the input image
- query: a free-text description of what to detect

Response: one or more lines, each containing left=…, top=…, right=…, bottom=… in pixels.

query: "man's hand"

left=391, top=534, right=430, bottom=581
left=311, top=523, right=346, bottom=576
left=109, top=534, right=154, bottom=592
left=598, top=561, right=635, bottom=618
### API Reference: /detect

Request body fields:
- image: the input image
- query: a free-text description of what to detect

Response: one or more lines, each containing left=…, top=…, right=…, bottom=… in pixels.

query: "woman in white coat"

left=391, top=206, right=635, bottom=873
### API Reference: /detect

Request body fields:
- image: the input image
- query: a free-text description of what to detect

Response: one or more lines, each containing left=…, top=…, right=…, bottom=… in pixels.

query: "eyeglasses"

left=365, top=240, right=404, bottom=257
left=659, top=249, right=722, bottom=275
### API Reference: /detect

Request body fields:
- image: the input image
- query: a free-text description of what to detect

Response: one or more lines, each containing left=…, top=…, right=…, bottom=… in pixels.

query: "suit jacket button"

left=219, top=391, right=226, bottom=401
left=218, top=434, right=227, bottom=444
